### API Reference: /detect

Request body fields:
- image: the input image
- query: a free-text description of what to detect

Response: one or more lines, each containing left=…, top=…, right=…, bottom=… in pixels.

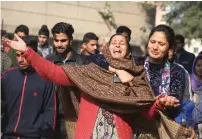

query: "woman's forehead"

left=196, top=59, right=202, bottom=64
left=111, top=35, right=126, bottom=41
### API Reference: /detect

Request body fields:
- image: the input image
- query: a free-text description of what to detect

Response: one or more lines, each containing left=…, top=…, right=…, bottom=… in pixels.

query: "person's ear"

left=168, top=48, right=173, bottom=54
left=69, top=40, right=72, bottom=46
left=82, top=43, right=87, bottom=49
left=128, top=37, right=131, bottom=42
left=170, top=45, right=176, bottom=54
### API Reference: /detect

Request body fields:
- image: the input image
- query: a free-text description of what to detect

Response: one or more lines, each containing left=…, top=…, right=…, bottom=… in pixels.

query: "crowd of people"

left=1, top=22, right=202, bottom=139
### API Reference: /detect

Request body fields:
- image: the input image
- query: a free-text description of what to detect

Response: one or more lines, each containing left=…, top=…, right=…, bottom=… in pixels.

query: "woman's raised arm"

left=2, top=34, right=74, bottom=86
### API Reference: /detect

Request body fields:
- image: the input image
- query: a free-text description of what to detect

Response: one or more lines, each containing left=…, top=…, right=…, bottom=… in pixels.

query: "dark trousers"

left=52, top=119, right=67, bottom=139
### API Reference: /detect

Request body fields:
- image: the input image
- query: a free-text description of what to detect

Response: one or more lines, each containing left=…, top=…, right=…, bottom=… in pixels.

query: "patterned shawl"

left=144, top=57, right=171, bottom=95
left=61, top=48, right=193, bottom=138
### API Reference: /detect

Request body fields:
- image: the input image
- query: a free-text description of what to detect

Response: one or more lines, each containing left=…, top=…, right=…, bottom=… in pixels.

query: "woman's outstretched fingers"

left=14, top=33, right=23, bottom=42
left=2, top=34, right=27, bottom=52
left=2, top=37, right=11, bottom=46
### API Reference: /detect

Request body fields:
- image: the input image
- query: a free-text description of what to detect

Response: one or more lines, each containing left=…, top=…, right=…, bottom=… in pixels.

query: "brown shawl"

left=61, top=48, right=193, bottom=138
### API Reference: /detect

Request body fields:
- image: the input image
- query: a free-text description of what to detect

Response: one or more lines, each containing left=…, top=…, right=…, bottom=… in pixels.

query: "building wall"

left=154, top=3, right=202, bottom=56
left=185, top=40, right=202, bottom=56
left=1, top=1, right=152, bottom=42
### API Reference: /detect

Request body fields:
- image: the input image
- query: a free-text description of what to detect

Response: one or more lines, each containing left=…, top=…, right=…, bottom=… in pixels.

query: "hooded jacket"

left=174, top=49, right=195, bottom=74
left=190, top=54, right=202, bottom=95
left=1, top=67, right=56, bottom=139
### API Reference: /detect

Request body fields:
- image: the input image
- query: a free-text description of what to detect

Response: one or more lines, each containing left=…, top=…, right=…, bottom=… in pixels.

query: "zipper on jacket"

left=14, top=73, right=28, bottom=133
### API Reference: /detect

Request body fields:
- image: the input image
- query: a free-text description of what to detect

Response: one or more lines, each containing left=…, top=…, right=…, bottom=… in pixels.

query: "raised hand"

left=2, top=34, right=27, bottom=52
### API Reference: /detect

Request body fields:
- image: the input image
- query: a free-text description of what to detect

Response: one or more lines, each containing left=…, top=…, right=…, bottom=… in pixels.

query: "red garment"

left=23, top=48, right=158, bottom=139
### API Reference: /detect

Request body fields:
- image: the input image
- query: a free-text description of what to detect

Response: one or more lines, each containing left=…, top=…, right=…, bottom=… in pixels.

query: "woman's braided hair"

left=51, top=22, right=74, bottom=40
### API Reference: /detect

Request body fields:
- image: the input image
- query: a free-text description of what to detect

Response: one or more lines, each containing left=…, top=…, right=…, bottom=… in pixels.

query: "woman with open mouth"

left=2, top=25, right=194, bottom=139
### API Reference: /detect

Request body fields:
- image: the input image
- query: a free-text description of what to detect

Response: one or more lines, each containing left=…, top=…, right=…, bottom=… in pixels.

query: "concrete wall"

left=155, top=4, right=202, bottom=56
left=185, top=40, right=202, bottom=56
left=1, top=1, right=152, bottom=42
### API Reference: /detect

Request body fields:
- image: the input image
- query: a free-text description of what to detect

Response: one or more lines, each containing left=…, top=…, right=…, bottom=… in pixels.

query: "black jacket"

left=46, top=50, right=89, bottom=117
left=46, top=50, right=89, bottom=66
left=46, top=50, right=89, bottom=139
left=1, top=67, right=56, bottom=139
left=174, top=49, right=195, bottom=73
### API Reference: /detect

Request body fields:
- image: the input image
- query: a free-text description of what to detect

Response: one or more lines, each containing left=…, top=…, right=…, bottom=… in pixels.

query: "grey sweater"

left=1, top=51, right=12, bottom=72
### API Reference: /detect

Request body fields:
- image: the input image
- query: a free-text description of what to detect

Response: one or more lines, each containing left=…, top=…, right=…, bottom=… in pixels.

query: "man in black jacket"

left=174, top=34, right=195, bottom=73
left=1, top=36, right=56, bottom=139
left=46, top=22, right=89, bottom=139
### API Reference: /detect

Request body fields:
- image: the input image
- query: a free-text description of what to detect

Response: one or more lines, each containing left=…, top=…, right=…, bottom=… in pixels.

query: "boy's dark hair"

left=38, top=25, right=49, bottom=37
left=175, top=34, right=185, bottom=43
left=51, top=22, right=74, bottom=40
left=21, top=36, right=38, bottom=52
left=14, top=25, right=29, bottom=35
left=82, top=32, right=99, bottom=44
left=116, top=26, right=131, bottom=38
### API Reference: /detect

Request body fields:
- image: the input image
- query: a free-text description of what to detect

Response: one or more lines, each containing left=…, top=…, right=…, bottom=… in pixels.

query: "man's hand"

left=2, top=34, right=27, bottom=52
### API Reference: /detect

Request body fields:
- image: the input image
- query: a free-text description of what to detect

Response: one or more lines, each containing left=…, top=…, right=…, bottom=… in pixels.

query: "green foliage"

left=141, top=3, right=156, bottom=28
left=163, top=1, right=202, bottom=40
left=98, top=2, right=117, bottom=31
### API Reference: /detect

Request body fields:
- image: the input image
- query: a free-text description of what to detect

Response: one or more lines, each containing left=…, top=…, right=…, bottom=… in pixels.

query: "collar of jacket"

left=53, top=50, right=77, bottom=63
left=38, top=42, right=49, bottom=48
left=18, top=66, right=35, bottom=75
